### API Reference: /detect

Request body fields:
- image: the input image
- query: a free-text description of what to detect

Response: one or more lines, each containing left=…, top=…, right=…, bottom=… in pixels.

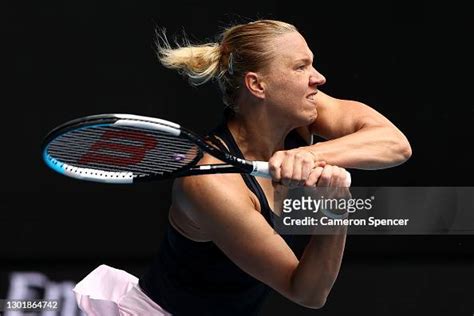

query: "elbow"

left=396, top=136, right=412, bottom=164
left=297, top=295, right=327, bottom=310
left=385, top=127, right=412, bottom=166
left=293, top=290, right=329, bottom=310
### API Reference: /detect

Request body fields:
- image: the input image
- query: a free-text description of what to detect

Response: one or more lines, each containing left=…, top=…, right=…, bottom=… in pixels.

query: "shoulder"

left=171, top=153, right=257, bottom=226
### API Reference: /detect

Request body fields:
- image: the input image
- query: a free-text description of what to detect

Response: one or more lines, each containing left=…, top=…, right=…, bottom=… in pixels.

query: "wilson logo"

left=79, top=130, right=156, bottom=166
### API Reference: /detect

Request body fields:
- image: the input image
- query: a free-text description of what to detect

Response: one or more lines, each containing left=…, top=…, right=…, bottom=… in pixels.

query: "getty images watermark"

left=271, top=187, right=436, bottom=235
left=280, top=193, right=408, bottom=229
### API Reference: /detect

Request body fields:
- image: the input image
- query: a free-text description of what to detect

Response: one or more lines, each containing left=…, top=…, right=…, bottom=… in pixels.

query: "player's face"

left=261, top=32, right=326, bottom=127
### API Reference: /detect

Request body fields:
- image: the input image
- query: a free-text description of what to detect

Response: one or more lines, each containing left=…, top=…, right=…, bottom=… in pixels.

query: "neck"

left=227, top=104, right=294, bottom=161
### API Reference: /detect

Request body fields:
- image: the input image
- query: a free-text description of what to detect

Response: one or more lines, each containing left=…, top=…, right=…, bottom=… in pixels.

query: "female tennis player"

left=73, top=19, right=411, bottom=315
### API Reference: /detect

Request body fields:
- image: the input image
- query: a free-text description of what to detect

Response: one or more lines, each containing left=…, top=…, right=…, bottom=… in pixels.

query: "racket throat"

left=182, top=164, right=251, bottom=176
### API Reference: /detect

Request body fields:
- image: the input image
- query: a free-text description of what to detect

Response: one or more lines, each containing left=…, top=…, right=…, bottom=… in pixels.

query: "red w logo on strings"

left=79, top=130, right=157, bottom=166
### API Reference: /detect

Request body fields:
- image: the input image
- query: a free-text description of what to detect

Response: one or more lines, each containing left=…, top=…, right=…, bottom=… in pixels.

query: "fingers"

left=281, top=154, right=295, bottom=186
left=269, top=150, right=321, bottom=187
left=305, top=166, right=324, bottom=186
left=315, top=166, right=351, bottom=188
left=268, top=149, right=350, bottom=188
left=317, top=165, right=334, bottom=187
left=291, top=153, right=314, bottom=187
left=342, top=170, right=351, bottom=187
left=315, top=160, right=327, bottom=168
left=268, top=151, right=284, bottom=182
left=301, top=155, right=317, bottom=180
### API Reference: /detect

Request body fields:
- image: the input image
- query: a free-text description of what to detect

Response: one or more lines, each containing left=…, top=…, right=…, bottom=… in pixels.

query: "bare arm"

left=174, top=165, right=349, bottom=309
left=308, top=91, right=412, bottom=169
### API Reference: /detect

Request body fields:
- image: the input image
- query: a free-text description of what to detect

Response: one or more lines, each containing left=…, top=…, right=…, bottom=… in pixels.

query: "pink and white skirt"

left=73, top=264, right=171, bottom=316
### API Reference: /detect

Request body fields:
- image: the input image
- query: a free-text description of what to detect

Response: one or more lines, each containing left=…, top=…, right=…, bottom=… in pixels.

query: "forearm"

left=290, top=229, right=347, bottom=308
left=311, top=126, right=412, bottom=170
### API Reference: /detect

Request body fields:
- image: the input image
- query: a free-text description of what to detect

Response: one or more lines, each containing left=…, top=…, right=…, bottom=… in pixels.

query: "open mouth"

left=307, top=91, right=318, bottom=100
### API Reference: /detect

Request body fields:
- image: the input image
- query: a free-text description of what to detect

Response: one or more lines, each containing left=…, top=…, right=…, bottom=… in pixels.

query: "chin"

left=305, top=107, right=318, bottom=122
left=305, top=114, right=317, bottom=127
left=293, top=112, right=317, bottom=128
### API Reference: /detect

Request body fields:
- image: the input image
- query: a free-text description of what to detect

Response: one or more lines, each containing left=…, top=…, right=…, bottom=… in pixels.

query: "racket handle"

left=251, top=161, right=272, bottom=178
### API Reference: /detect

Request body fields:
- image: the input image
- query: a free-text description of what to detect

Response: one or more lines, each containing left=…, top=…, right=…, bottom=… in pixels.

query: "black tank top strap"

left=208, top=124, right=274, bottom=225
left=204, top=134, right=228, bottom=153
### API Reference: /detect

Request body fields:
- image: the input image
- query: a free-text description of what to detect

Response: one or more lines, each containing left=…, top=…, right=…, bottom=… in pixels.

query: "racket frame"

left=42, top=114, right=267, bottom=183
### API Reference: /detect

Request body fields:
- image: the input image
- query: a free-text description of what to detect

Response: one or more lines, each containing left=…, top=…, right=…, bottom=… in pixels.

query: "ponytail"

left=156, top=30, right=222, bottom=85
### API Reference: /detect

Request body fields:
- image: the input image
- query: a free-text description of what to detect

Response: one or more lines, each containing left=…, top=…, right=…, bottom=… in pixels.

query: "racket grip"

left=251, top=161, right=272, bottom=178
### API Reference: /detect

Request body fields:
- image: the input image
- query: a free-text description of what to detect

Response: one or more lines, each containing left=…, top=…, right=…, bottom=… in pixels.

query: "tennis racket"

left=41, top=114, right=271, bottom=184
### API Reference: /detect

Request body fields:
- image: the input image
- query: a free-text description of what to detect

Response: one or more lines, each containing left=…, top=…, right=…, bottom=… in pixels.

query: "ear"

left=243, top=72, right=265, bottom=99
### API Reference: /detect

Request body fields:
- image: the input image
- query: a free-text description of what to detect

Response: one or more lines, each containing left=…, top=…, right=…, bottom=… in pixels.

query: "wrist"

left=308, top=145, right=324, bottom=163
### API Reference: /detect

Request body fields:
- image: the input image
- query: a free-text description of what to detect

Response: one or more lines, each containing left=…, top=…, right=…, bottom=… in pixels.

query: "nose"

left=309, top=67, right=326, bottom=86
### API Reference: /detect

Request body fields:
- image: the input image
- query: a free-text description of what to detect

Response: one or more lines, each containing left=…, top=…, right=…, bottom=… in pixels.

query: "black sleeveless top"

left=139, top=122, right=309, bottom=316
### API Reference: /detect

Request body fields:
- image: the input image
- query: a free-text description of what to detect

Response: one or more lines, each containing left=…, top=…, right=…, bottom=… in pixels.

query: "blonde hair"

left=156, top=20, right=297, bottom=109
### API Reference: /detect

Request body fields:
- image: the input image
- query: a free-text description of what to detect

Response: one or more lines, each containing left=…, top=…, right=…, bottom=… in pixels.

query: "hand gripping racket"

left=41, top=114, right=271, bottom=184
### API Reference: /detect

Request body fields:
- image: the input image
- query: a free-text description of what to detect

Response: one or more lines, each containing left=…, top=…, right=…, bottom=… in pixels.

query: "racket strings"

left=47, top=125, right=200, bottom=175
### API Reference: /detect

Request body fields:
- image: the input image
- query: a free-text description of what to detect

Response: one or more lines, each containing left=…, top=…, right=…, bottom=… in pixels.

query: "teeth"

left=307, top=92, right=317, bottom=100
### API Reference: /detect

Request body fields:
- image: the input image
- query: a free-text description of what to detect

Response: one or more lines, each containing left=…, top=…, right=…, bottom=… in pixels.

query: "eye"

left=296, top=65, right=306, bottom=71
